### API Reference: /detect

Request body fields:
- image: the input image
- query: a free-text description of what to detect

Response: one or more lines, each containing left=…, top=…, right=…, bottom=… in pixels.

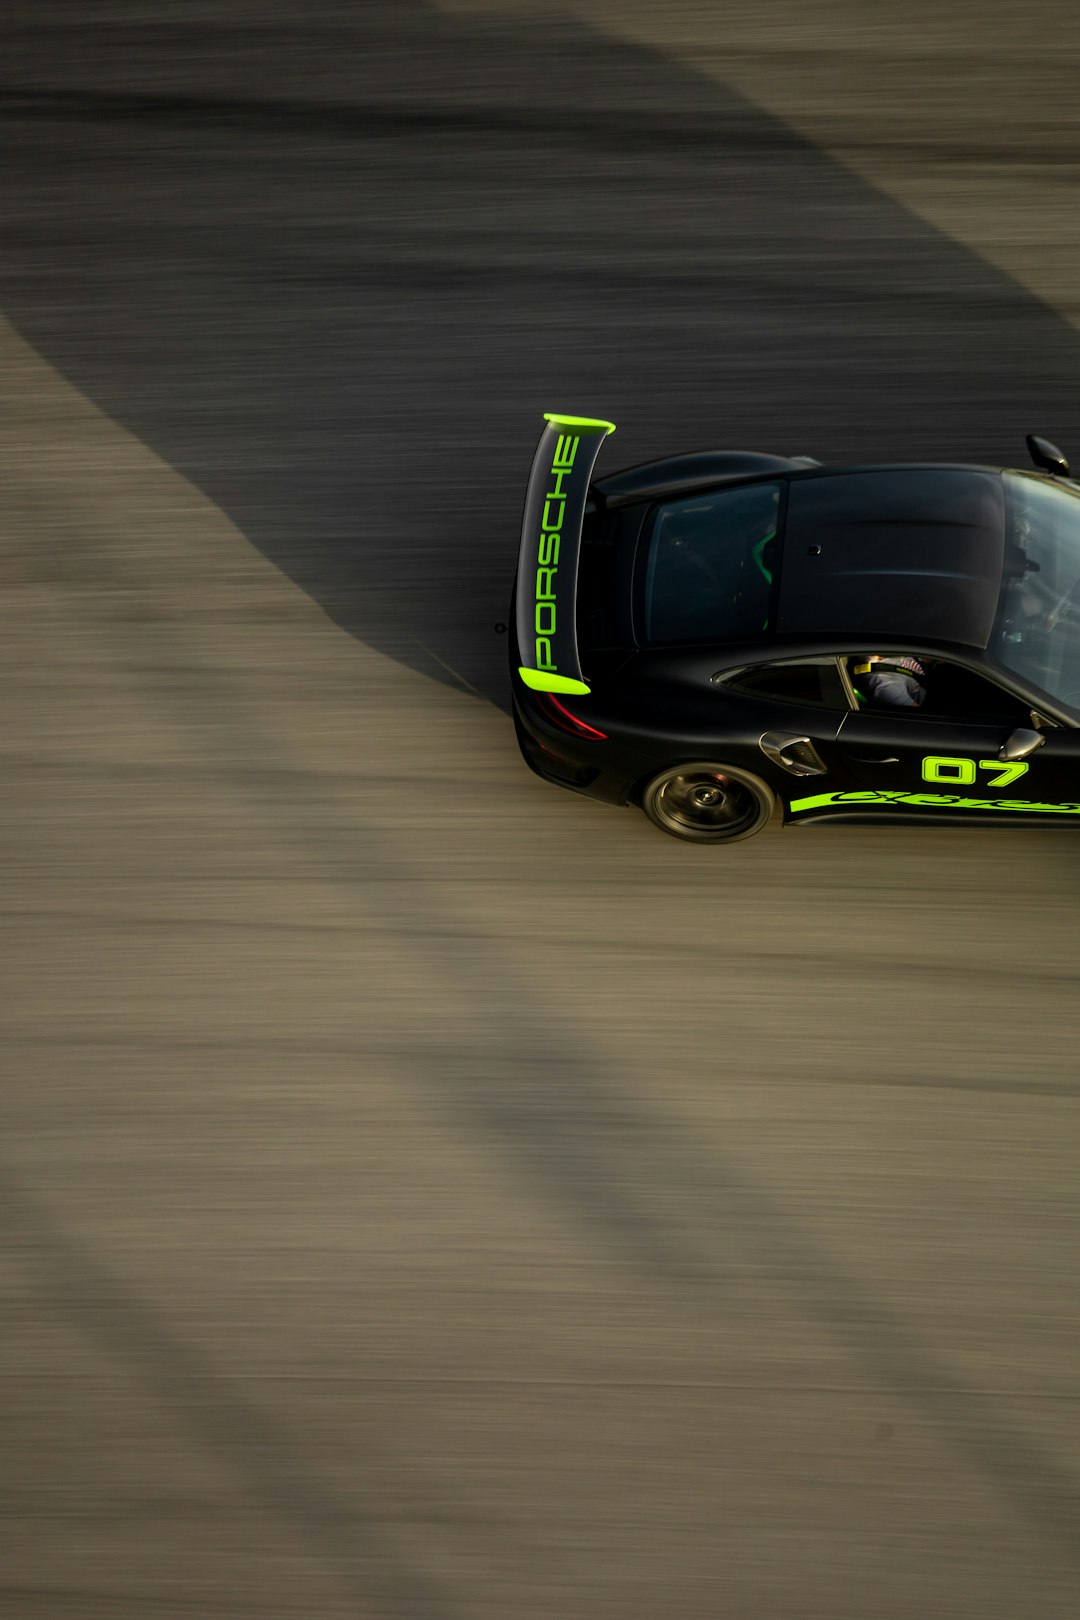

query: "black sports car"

left=510, top=413, right=1080, bottom=842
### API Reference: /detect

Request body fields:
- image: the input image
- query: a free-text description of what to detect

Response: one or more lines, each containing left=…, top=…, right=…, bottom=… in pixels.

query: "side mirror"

left=999, top=726, right=1046, bottom=762
left=1026, top=434, right=1070, bottom=477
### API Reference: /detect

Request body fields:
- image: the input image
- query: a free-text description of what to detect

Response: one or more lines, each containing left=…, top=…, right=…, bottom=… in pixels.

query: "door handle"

left=850, top=755, right=899, bottom=764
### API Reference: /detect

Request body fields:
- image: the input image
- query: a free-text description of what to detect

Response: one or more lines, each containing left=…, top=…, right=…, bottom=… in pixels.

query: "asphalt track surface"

left=3, top=5, right=1080, bottom=1617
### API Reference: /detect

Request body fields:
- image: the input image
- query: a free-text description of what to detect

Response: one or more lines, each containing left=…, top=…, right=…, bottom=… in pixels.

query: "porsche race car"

left=510, top=413, right=1080, bottom=842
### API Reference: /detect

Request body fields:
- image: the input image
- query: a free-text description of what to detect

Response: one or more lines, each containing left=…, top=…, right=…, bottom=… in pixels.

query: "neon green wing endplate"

left=517, top=668, right=592, bottom=696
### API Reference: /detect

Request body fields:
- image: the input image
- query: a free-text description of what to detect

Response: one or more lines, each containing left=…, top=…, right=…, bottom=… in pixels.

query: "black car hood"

left=777, top=469, right=1004, bottom=647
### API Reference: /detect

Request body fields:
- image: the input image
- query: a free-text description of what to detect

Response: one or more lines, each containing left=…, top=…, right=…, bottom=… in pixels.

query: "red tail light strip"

left=538, top=693, right=608, bottom=740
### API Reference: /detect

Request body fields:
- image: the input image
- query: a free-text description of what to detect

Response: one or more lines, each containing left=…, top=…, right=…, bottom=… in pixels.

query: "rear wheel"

left=640, top=761, right=775, bottom=844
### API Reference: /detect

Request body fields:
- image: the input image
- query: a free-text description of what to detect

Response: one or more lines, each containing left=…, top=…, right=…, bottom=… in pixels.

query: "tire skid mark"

left=0, top=82, right=880, bottom=154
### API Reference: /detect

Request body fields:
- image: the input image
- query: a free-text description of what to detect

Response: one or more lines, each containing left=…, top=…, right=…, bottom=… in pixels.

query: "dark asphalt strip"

left=3, top=82, right=1074, bottom=171
left=0, top=84, right=878, bottom=152
left=3, top=3, right=1079, bottom=709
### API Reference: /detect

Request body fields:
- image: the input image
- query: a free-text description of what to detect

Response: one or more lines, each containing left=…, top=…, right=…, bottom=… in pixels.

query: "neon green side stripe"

left=543, top=412, right=617, bottom=433
left=791, top=792, right=881, bottom=812
left=518, top=667, right=592, bottom=696
left=790, top=790, right=1080, bottom=815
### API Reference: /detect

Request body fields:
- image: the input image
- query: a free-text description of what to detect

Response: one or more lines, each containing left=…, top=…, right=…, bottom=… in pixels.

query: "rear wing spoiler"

left=515, top=413, right=616, bottom=697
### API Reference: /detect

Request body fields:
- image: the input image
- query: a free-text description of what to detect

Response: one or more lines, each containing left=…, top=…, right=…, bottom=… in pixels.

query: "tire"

left=640, top=761, right=775, bottom=844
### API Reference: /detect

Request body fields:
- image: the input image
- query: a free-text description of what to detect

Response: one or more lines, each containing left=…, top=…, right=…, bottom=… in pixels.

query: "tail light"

left=536, top=693, right=608, bottom=740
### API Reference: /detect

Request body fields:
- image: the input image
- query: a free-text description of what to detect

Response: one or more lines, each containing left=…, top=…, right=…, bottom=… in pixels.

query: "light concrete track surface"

left=2, top=5, right=1080, bottom=1617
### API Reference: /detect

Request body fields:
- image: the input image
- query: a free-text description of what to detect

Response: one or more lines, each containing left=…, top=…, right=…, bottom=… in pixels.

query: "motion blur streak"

left=439, top=0, right=1080, bottom=331
left=2, top=4, right=1080, bottom=1618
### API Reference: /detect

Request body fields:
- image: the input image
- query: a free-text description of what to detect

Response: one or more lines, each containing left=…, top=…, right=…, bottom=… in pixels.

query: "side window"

left=846, top=654, right=1030, bottom=723
left=721, top=657, right=848, bottom=709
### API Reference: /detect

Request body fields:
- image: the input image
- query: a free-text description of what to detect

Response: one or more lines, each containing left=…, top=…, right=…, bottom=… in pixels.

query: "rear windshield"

left=640, top=482, right=782, bottom=644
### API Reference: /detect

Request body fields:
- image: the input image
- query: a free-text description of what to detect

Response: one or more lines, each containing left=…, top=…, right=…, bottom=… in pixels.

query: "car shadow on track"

left=3, top=0, right=1080, bottom=715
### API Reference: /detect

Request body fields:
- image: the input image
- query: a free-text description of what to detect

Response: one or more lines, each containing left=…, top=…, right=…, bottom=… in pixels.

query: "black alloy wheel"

left=641, top=761, right=775, bottom=844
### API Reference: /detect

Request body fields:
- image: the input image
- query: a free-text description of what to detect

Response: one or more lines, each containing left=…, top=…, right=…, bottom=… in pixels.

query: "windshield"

left=994, top=474, right=1080, bottom=712
left=640, top=481, right=781, bottom=644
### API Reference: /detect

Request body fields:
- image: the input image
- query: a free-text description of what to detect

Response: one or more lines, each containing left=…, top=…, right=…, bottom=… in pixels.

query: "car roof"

left=775, top=467, right=1006, bottom=649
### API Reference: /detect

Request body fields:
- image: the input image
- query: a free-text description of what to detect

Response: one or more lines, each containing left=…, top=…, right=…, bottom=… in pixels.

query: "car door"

left=1022, top=727, right=1080, bottom=813
left=836, top=654, right=1080, bottom=820
left=714, top=655, right=859, bottom=792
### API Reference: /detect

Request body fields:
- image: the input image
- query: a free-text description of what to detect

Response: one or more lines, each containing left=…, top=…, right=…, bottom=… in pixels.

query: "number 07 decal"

left=921, top=755, right=1030, bottom=789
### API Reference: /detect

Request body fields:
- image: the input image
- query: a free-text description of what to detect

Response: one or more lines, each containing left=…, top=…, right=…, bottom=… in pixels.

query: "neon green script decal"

left=789, top=790, right=1080, bottom=816
left=527, top=416, right=613, bottom=689
left=532, top=431, right=580, bottom=679
left=518, top=668, right=591, bottom=696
